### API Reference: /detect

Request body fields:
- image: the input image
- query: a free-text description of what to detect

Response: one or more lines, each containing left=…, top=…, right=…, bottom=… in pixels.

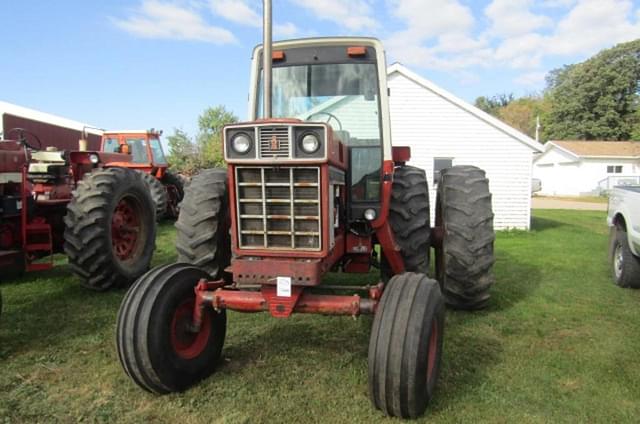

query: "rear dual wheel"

left=116, top=263, right=226, bottom=393
left=435, top=165, right=495, bottom=310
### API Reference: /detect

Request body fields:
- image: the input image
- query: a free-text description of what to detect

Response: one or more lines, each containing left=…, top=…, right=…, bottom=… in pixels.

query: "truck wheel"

left=435, top=165, right=495, bottom=310
left=610, top=225, right=640, bottom=288
left=116, top=263, right=226, bottom=393
left=381, top=166, right=430, bottom=281
left=162, top=170, right=185, bottom=219
left=64, top=168, right=156, bottom=291
left=137, top=171, right=168, bottom=221
left=368, top=272, right=444, bottom=418
left=175, top=169, right=230, bottom=279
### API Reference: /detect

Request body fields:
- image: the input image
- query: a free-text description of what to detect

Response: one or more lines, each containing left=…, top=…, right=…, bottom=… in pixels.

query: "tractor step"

left=24, top=221, right=53, bottom=271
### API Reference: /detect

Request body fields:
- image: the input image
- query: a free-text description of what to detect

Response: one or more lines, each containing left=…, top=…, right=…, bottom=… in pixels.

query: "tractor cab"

left=248, top=38, right=392, bottom=228
left=101, top=130, right=168, bottom=171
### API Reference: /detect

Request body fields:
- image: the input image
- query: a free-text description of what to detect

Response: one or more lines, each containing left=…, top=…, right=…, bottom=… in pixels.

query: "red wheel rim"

left=427, top=320, right=439, bottom=381
left=170, top=300, right=212, bottom=360
left=111, top=197, right=141, bottom=260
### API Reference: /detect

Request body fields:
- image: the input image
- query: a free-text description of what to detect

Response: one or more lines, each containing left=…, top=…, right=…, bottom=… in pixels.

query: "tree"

left=474, top=93, right=515, bottom=117
left=196, top=106, right=239, bottom=167
left=497, top=95, right=552, bottom=140
left=545, top=39, right=640, bottom=140
left=166, top=128, right=200, bottom=174
left=165, top=105, right=239, bottom=174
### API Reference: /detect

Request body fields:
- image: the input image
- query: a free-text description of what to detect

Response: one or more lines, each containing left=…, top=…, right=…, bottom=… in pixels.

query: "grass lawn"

left=1, top=210, right=640, bottom=423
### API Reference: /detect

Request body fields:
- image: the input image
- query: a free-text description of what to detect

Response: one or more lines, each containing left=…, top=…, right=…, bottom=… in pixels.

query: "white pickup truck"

left=608, top=186, right=640, bottom=288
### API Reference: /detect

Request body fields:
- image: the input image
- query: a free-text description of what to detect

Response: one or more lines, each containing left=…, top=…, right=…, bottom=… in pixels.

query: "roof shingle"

left=552, top=140, right=640, bottom=157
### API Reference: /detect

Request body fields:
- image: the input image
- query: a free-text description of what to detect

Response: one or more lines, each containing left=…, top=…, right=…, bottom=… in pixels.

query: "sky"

left=2, top=0, right=640, bottom=138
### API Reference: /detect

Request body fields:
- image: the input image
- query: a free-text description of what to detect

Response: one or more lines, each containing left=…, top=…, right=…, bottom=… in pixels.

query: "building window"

left=607, top=165, right=623, bottom=174
left=434, top=158, right=453, bottom=183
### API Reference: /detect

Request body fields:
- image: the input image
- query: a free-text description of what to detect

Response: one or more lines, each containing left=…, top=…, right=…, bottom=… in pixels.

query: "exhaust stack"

left=263, top=0, right=272, bottom=118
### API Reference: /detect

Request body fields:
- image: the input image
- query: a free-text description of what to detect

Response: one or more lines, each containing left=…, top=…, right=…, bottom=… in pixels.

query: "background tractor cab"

left=101, top=130, right=168, bottom=177
left=100, top=130, right=184, bottom=219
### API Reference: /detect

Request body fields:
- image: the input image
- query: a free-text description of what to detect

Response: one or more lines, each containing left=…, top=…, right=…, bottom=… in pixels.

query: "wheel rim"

left=427, top=320, right=439, bottom=382
left=614, top=243, right=624, bottom=280
left=111, top=196, right=141, bottom=261
left=170, top=300, right=212, bottom=360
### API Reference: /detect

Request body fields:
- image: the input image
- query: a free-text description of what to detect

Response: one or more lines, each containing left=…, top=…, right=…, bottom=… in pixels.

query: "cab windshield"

left=149, top=137, right=167, bottom=164
left=125, top=138, right=149, bottom=164
left=257, top=62, right=382, bottom=201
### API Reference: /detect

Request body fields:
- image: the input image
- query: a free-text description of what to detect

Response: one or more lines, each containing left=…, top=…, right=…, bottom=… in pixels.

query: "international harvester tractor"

left=117, top=4, right=495, bottom=418
left=0, top=128, right=156, bottom=291
left=100, top=130, right=184, bottom=219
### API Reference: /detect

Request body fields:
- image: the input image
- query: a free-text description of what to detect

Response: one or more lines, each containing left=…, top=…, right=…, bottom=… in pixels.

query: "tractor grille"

left=259, top=126, right=290, bottom=158
left=236, top=166, right=321, bottom=250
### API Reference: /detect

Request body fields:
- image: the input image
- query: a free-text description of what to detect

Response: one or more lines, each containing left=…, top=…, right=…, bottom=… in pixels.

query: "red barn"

left=0, top=101, right=102, bottom=150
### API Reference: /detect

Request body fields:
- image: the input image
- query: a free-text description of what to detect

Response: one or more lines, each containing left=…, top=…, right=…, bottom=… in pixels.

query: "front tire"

left=368, top=273, right=445, bottom=418
left=435, top=165, right=495, bottom=310
left=116, top=263, right=226, bottom=394
left=64, top=168, right=156, bottom=291
left=610, top=225, right=640, bottom=288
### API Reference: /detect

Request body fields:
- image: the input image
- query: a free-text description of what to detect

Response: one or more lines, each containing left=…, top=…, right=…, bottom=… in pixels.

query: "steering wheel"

left=6, top=128, right=43, bottom=150
left=306, top=112, right=343, bottom=131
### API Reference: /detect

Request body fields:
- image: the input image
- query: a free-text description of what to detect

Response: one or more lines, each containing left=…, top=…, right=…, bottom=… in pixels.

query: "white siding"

left=387, top=73, right=535, bottom=230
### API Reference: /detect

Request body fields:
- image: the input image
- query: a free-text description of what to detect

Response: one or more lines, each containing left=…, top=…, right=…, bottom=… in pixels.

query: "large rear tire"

left=137, top=171, right=168, bottom=221
left=116, top=263, right=226, bottom=393
left=175, top=169, right=230, bottom=279
left=435, top=165, right=495, bottom=310
left=162, top=169, right=185, bottom=219
left=368, top=272, right=445, bottom=418
left=381, top=166, right=430, bottom=281
left=64, top=167, right=156, bottom=291
left=610, top=224, right=640, bottom=288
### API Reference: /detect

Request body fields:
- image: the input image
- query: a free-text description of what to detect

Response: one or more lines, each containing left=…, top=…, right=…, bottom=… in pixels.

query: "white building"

left=386, top=64, right=543, bottom=229
left=533, top=140, right=640, bottom=196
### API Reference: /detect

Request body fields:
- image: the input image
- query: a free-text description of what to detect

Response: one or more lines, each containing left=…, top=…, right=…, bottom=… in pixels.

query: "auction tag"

left=276, top=276, right=292, bottom=297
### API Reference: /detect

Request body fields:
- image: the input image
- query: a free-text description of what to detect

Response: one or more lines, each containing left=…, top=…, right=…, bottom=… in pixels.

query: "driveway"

left=531, top=197, right=607, bottom=211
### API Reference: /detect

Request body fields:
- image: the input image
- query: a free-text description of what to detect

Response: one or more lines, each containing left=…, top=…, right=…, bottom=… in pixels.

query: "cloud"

left=289, top=0, right=377, bottom=31
left=546, top=0, right=640, bottom=56
left=384, top=0, right=489, bottom=71
left=514, top=71, right=547, bottom=86
left=485, top=0, right=553, bottom=38
left=112, top=0, right=236, bottom=44
left=208, top=0, right=299, bottom=37
left=387, top=0, right=474, bottom=39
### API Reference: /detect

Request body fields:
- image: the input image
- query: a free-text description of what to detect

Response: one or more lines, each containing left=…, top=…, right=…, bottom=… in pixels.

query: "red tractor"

left=0, top=128, right=156, bottom=290
left=100, top=130, right=184, bottom=219
left=116, top=9, right=495, bottom=419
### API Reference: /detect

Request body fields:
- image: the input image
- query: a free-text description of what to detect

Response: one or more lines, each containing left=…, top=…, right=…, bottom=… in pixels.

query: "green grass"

left=1, top=210, right=640, bottom=423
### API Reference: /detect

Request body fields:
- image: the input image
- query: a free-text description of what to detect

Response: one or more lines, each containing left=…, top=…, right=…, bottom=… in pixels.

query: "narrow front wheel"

left=368, top=272, right=445, bottom=418
left=116, top=263, right=226, bottom=394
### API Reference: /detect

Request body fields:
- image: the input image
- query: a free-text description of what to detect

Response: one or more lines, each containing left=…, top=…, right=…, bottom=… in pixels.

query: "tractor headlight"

left=300, top=133, right=320, bottom=154
left=89, top=153, right=99, bottom=164
left=231, top=133, right=252, bottom=154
